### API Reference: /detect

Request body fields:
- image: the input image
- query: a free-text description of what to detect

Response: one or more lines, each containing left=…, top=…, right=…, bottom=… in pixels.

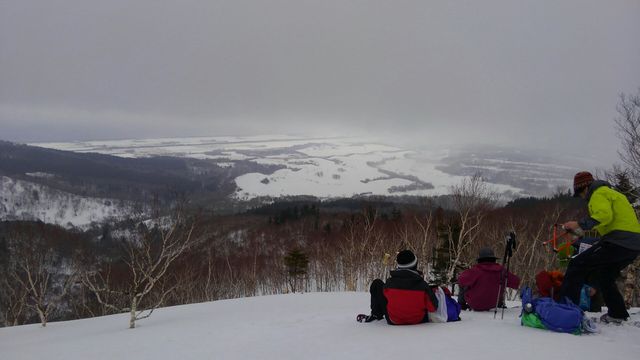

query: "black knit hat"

left=477, top=247, right=497, bottom=262
left=396, top=250, right=417, bottom=269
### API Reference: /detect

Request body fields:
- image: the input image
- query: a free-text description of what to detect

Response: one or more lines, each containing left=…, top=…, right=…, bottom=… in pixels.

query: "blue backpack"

left=521, top=287, right=583, bottom=334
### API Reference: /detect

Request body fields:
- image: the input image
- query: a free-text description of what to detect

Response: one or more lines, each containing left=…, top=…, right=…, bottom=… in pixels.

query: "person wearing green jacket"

left=561, top=171, right=640, bottom=324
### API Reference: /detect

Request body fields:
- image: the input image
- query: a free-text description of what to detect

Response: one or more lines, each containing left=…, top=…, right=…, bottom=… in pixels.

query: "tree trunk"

left=129, top=298, right=137, bottom=329
left=36, top=306, right=47, bottom=327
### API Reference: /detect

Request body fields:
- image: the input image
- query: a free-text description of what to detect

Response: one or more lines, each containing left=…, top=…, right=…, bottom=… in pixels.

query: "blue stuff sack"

left=520, top=287, right=583, bottom=334
left=534, top=298, right=583, bottom=333
left=445, top=294, right=461, bottom=321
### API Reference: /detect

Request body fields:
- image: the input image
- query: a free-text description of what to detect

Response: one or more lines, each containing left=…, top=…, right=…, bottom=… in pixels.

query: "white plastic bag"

left=428, top=287, right=448, bottom=323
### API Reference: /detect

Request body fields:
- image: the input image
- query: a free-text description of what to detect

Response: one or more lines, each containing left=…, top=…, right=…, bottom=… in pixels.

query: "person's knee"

left=597, top=277, right=617, bottom=291
left=370, top=279, right=384, bottom=292
left=562, top=267, right=588, bottom=283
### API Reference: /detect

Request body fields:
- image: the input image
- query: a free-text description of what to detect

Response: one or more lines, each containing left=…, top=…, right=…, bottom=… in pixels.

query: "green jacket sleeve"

left=588, top=191, right=613, bottom=229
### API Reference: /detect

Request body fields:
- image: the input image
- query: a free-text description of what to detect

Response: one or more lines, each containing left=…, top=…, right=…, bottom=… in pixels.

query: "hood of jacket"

left=586, top=180, right=611, bottom=201
left=473, top=262, right=504, bottom=272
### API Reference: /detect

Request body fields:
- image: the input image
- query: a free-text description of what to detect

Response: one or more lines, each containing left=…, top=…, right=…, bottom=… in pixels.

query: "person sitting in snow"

left=358, top=250, right=438, bottom=324
left=456, top=247, right=520, bottom=311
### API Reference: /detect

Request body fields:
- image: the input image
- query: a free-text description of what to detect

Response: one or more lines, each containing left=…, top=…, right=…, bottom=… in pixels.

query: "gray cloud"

left=1, top=0, right=639, bottom=165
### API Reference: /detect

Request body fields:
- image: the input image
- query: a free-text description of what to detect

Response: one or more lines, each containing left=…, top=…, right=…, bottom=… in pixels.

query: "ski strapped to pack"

left=542, top=224, right=578, bottom=257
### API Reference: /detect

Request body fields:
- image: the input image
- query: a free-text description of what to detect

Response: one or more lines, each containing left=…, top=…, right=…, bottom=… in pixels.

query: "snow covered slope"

left=1, top=292, right=638, bottom=360
left=0, top=176, right=130, bottom=228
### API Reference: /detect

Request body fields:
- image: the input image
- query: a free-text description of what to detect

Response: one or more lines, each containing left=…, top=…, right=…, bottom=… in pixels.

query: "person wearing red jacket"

left=457, top=248, right=521, bottom=311
left=358, top=250, right=438, bottom=324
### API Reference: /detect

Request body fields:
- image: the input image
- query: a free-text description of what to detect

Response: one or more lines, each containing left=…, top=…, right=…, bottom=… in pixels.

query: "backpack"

left=428, top=287, right=448, bottom=323
left=521, top=286, right=583, bottom=334
left=444, top=290, right=461, bottom=321
left=429, top=286, right=462, bottom=322
left=535, top=298, right=583, bottom=333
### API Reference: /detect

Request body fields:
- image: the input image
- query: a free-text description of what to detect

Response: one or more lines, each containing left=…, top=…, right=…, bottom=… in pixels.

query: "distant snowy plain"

left=33, top=135, right=577, bottom=200
left=1, top=292, right=638, bottom=360
left=0, top=135, right=588, bottom=226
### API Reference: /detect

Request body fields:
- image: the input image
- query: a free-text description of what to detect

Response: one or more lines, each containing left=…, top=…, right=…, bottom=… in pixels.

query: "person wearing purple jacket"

left=457, top=248, right=521, bottom=311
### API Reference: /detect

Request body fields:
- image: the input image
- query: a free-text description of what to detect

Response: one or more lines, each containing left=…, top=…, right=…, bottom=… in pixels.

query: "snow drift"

left=1, top=292, right=638, bottom=360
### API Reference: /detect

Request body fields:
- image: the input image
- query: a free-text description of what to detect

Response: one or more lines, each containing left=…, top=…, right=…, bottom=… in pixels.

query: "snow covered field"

left=1, top=292, right=638, bottom=360
left=32, top=135, right=576, bottom=200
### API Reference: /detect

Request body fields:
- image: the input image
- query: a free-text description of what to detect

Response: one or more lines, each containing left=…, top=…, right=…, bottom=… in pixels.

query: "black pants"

left=559, top=241, right=639, bottom=319
left=457, top=286, right=468, bottom=309
left=370, top=279, right=387, bottom=318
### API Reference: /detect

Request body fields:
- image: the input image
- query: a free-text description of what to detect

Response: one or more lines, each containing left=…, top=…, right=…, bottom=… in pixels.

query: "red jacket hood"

left=473, top=262, right=504, bottom=272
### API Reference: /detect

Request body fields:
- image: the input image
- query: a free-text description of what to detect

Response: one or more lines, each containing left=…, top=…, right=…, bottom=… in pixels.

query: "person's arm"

left=457, top=269, right=476, bottom=288
left=423, top=287, right=438, bottom=312
left=506, top=271, right=520, bottom=289
left=577, top=217, right=600, bottom=231
left=586, top=192, right=613, bottom=229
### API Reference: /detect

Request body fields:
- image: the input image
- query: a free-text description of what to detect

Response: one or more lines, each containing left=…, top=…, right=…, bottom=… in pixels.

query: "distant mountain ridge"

left=0, top=140, right=284, bottom=224
left=0, top=140, right=282, bottom=202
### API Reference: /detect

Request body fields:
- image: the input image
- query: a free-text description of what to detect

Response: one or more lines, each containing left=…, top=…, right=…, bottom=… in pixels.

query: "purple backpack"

left=445, top=294, right=461, bottom=321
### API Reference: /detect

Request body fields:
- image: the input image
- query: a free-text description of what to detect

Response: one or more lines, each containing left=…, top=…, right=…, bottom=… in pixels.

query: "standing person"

left=358, top=250, right=438, bottom=325
left=560, top=171, right=640, bottom=323
left=457, top=248, right=520, bottom=311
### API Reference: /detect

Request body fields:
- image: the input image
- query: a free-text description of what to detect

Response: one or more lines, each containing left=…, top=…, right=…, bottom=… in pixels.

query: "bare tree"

left=82, top=211, right=198, bottom=329
left=611, top=89, right=640, bottom=306
left=9, top=239, right=77, bottom=327
left=615, top=89, right=640, bottom=180
left=0, top=272, right=29, bottom=326
left=413, top=203, right=436, bottom=272
left=0, top=236, right=29, bottom=327
left=446, top=173, right=496, bottom=283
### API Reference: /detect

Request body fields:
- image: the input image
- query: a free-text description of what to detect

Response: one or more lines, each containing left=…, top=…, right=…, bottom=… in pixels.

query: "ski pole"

left=501, top=237, right=515, bottom=320
left=494, top=232, right=516, bottom=319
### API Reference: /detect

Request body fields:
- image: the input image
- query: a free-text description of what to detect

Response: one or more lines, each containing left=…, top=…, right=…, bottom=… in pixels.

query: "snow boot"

left=599, top=314, right=625, bottom=325
left=357, top=313, right=384, bottom=323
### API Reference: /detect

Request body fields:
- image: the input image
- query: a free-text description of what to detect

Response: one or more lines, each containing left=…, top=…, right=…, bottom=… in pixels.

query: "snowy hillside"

left=32, top=135, right=589, bottom=199
left=0, top=176, right=131, bottom=228
left=1, top=292, right=638, bottom=360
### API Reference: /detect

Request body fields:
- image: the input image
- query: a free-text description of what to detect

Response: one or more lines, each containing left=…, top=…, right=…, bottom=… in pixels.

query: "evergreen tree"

left=284, top=249, right=309, bottom=293
left=430, top=207, right=461, bottom=285
left=614, top=170, right=638, bottom=204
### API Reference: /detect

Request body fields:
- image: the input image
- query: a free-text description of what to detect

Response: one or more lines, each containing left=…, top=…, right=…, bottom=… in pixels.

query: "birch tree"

left=8, top=237, right=77, bottom=327
left=83, top=211, right=198, bottom=328
left=446, top=173, right=496, bottom=283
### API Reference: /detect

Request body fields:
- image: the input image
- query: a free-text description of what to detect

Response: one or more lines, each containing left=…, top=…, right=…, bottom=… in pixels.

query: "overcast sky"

left=1, top=0, right=639, bottom=163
